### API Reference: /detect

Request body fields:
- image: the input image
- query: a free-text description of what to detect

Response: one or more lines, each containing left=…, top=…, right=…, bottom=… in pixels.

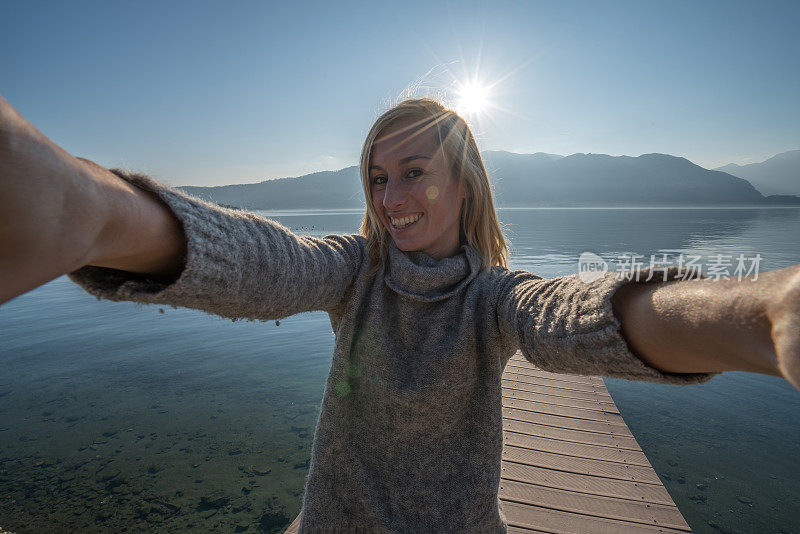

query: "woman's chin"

left=386, top=223, right=421, bottom=249
left=390, top=236, right=421, bottom=252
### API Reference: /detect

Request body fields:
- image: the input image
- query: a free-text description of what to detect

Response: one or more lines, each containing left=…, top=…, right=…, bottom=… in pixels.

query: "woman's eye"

left=406, top=169, right=423, bottom=179
left=372, top=175, right=387, bottom=185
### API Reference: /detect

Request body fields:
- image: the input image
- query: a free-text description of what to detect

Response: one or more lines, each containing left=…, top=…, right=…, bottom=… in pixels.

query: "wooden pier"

left=500, top=352, right=690, bottom=533
left=285, top=351, right=691, bottom=533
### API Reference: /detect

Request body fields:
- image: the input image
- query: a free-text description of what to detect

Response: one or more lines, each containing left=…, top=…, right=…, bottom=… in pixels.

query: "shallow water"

left=0, top=207, right=798, bottom=533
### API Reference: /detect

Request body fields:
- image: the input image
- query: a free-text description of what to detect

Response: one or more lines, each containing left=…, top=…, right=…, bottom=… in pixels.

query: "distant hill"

left=482, top=151, right=780, bottom=206
left=179, top=151, right=800, bottom=209
left=715, top=150, right=800, bottom=196
left=181, top=167, right=364, bottom=210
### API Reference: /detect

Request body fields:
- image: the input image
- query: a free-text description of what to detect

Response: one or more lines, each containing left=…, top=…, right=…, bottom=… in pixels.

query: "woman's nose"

left=382, top=177, right=408, bottom=209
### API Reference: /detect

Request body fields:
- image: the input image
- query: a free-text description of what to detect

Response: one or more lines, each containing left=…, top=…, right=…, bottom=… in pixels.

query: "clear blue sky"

left=2, top=0, right=798, bottom=186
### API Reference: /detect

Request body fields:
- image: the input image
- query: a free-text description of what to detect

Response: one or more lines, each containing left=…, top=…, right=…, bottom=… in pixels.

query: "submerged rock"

left=688, top=493, right=707, bottom=504
left=258, top=509, right=290, bottom=531
left=293, top=459, right=309, bottom=470
left=239, top=465, right=272, bottom=477
left=96, top=469, right=121, bottom=483
left=199, top=490, right=231, bottom=510
left=256, top=495, right=291, bottom=532
left=230, top=496, right=252, bottom=513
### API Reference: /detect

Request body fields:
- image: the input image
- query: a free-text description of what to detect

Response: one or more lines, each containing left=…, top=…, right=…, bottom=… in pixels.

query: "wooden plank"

left=504, top=366, right=605, bottom=385
left=503, top=407, right=634, bottom=436
left=506, top=355, right=603, bottom=379
left=502, top=397, right=626, bottom=425
left=504, top=373, right=603, bottom=391
left=502, top=379, right=615, bottom=403
left=504, top=371, right=604, bottom=394
left=503, top=420, right=641, bottom=450
left=503, top=431, right=651, bottom=466
left=499, top=479, right=690, bottom=530
left=504, top=364, right=605, bottom=386
left=505, top=362, right=604, bottom=381
left=500, top=461, right=675, bottom=506
left=503, top=446, right=663, bottom=484
left=501, top=500, right=691, bottom=534
left=503, top=389, right=619, bottom=413
left=503, top=382, right=617, bottom=405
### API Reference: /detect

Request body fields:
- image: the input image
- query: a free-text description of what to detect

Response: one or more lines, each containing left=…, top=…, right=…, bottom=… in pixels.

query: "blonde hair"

left=359, top=98, right=508, bottom=272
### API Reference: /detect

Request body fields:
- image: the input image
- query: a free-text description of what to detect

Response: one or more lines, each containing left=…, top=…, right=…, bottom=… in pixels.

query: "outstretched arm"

left=1, top=95, right=365, bottom=321
left=496, top=268, right=719, bottom=385
left=611, top=264, right=800, bottom=391
left=0, top=94, right=186, bottom=304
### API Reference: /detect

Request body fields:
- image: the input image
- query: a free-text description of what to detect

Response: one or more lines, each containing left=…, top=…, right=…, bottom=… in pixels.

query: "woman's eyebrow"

left=399, top=155, right=431, bottom=164
left=369, top=155, right=431, bottom=172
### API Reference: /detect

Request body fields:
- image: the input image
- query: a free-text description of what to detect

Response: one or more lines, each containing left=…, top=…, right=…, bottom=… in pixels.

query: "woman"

left=1, top=96, right=798, bottom=533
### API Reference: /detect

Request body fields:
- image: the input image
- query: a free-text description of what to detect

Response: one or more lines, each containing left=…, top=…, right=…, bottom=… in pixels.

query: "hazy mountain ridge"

left=181, top=168, right=363, bottom=210
left=179, top=151, right=800, bottom=209
left=483, top=151, right=771, bottom=206
left=715, top=150, right=800, bottom=196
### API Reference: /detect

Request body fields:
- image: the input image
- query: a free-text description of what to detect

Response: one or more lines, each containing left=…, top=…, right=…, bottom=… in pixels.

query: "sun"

left=454, top=81, right=490, bottom=116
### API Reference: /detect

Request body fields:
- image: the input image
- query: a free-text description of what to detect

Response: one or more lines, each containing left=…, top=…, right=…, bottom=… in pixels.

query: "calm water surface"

left=1, top=207, right=798, bottom=533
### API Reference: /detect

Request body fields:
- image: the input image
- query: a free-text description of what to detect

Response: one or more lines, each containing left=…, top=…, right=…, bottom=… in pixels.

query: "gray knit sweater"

left=69, top=170, right=715, bottom=533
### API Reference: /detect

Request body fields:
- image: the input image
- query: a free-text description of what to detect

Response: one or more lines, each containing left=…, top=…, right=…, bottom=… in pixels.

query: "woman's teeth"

left=390, top=213, right=423, bottom=228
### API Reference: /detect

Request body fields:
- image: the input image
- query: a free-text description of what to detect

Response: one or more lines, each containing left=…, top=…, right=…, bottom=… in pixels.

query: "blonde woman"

left=1, top=95, right=798, bottom=533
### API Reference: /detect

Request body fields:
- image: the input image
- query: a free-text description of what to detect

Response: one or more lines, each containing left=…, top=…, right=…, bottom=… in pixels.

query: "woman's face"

left=369, top=119, right=467, bottom=260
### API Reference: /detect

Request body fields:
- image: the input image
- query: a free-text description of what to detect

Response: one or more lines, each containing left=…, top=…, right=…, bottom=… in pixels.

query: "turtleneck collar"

left=384, top=240, right=481, bottom=302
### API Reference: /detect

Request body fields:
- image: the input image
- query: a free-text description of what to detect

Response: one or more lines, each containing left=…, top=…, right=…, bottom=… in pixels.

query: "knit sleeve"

left=496, top=266, right=718, bottom=385
left=68, top=169, right=364, bottom=321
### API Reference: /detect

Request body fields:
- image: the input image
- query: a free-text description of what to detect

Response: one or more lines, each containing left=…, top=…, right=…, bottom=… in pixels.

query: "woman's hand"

left=0, top=94, right=186, bottom=305
left=0, top=94, right=104, bottom=302
left=612, top=262, right=800, bottom=392
left=764, top=264, right=800, bottom=391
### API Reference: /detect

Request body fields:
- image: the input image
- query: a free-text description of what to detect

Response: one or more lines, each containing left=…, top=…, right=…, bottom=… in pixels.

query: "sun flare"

left=455, top=81, right=490, bottom=116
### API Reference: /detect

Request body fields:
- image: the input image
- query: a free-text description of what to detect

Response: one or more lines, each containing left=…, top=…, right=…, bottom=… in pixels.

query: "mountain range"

left=179, top=151, right=800, bottom=209
left=715, top=150, right=800, bottom=196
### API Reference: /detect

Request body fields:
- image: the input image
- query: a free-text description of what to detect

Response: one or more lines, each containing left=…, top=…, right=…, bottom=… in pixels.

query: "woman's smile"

left=389, top=212, right=424, bottom=230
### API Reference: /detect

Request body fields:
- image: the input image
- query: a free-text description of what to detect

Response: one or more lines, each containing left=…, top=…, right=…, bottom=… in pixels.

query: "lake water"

left=1, top=207, right=799, bottom=533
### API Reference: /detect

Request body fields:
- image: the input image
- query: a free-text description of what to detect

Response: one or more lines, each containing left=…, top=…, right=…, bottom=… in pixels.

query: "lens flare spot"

left=334, top=381, right=350, bottom=397
left=426, top=185, right=439, bottom=200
